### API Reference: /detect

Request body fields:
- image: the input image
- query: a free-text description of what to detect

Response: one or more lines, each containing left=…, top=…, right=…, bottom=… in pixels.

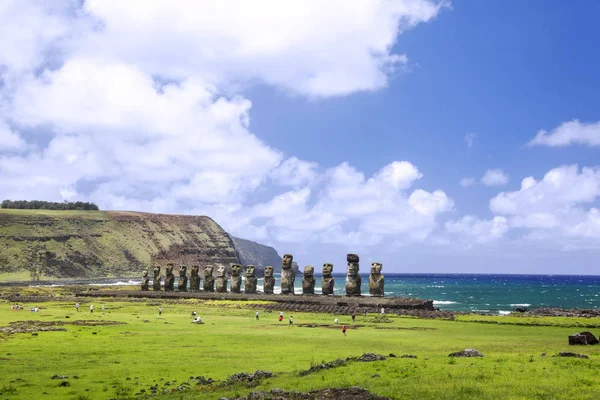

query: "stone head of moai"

left=216, top=265, right=225, bottom=277
left=166, top=264, right=174, bottom=275
left=282, top=254, right=293, bottom=269
left=231, top=264, right=242, bottom=276
left=322, top=263, right=333, bottom=276
left=347, top=253, right=359, bottom=263
left=153, top=265, right=161, bottom=276
left=204, top=265, right=214, bottom=277
left=245, top=265, right=256, bottom=277
left=371, top=262, right=382, bottom=275
left=179, top=266, right=187, bottom=276
left=264, top=266, right=274, bottom=277
left=191, top=265, right=199, bottom=275
left=303, top=265, right=314, bottom=276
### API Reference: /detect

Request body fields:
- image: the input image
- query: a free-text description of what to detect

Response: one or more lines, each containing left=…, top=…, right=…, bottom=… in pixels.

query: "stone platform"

left=77, top=290, right=434, bottom=311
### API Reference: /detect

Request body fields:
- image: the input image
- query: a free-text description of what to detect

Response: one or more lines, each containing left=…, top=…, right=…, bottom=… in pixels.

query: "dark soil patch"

left=0, top=320, right=126, bottom=334
left=227, top=386, right=390, bottom=399
left=374, top=326, right=437, bottom=331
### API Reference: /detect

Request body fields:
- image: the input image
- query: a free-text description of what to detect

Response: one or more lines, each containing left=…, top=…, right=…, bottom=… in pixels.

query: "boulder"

left=356, top=353, right=387, bottom=362
left=578, top=331, right=599, bottom=345
left=569, top=334, right=588, bottom=345
left=448, top=348, right=484, bottom=358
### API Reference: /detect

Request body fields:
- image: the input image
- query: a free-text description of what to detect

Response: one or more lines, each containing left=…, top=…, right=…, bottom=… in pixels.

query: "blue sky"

left=1, top=1, right=600, bottom=274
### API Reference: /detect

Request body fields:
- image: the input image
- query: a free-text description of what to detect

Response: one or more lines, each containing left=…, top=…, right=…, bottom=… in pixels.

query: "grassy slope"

left=1, top=294, right=600, bottom=399
left=0, top=209, right=238, bottom=279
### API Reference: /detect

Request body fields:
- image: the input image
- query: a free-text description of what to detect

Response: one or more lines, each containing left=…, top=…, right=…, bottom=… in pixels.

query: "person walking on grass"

left=255, top=311, right=259, bottom=320
left=90, top=304, right=94, bottom=313
left=102, top=305, right=105, bottom=312
left=75, top=303, right=80, bottom=312
left=342, top=324, right=347, bottom=336
left=351, top=311, right=356, bottom=322
left=289, top=315, right=294, bottom=325
left=159, top=306, right=162, bottom=316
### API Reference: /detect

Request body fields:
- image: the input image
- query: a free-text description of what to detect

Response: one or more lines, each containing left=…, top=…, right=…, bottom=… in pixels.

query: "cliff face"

left=0, top=210, right=240, bottom=278
left=230, top=236, right=283, bottom=272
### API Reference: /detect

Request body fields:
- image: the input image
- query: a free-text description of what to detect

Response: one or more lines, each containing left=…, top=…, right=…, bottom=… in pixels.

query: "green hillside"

left=0, top=209, right=239, bottom=279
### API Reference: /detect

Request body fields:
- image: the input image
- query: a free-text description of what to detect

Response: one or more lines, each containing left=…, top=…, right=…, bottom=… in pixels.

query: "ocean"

left=14, top=273, right=600, bottom=314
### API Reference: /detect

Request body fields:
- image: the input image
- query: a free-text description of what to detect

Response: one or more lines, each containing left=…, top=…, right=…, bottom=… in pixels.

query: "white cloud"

left=446, top=215, right=509, bottom=243
left=269, top=157, right=319, bottom=188
left=459, top=177, right=475, bottom=187
left=490, top=165, right=600, bottom=215
left=464, top=132, right=477, bottom=148
left=481, top=169, right=509, bottom=186
left=528, top=120, right=600, bottom=147
left=0, top=120, right=27, bottom=152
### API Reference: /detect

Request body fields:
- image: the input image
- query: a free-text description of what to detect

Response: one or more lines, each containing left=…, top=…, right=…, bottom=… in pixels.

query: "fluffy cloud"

left=481, top=169, right=509, bottom=186
left=446, top=215, right=509, bottom=243
left=528, top=120, right=600, bottom=147
left=0, top=120, right=27, bottom=152
left=459, top=177, right=475, bottom=187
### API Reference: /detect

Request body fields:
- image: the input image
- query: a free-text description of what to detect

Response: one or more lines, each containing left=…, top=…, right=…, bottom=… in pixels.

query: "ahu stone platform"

left=76, top=290, right=434, bottom=311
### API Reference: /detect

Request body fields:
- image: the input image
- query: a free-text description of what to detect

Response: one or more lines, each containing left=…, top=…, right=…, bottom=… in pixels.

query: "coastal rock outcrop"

left=345, top=254, right=361, bottom=296
left=302, top=266, right=315, bottom=295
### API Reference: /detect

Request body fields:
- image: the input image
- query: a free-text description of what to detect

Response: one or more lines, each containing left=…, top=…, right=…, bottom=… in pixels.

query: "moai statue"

left=203, top=266, right=215, bottom=292
left=302, top=266, right=316, bottom=294
left=244, top=265, right=257, bottom=294
left=178, top=265, right=188, bottom=292
left=263, top=266, right=275, bottom=294
left=216, top=265, right=228, bottom=293
left=369, top=262, right=384, bottom=297
left=345, top=254, right=361, bottom=296
left=189, top=265, right=200, bottom=291
left=164, top=264, right=175, bottom=291
left=281, top=254, right=295, bottom=295
left=230, top=264, right=242, bottom=293
left=152, top=265, right=162, bottom=291
left=141, top=269, right=150, bottom=291
left=321, top=263, right=335, bottom=295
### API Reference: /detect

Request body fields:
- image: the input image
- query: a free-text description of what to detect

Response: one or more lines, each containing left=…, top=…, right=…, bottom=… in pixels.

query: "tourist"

left=278, top=315, right=283, bottom=322
left=334, top=318, right=339, bottom=324
left=279, top=311, right=284, bottom=318
left=159, top=306, right=162, bottom=316
left=192, top=316, right=203, bottom=324
left=342, top=324, right=347, bottom=336
left=191, top=311, right=197, bottom=316
left=75, top=303, right=80, bottom=312
left=90, top=304, right=94, bottom=313
left=364, top=307, right=367, bottom=316
left=255, top=311, right=259, bottom=320
left=351, top=312, right=356, bottom=322
left=289, top=316, right=294, bottom=325
left=381, top=307, right=385, bottom=316
left=101, top=305, right=105, bottom=312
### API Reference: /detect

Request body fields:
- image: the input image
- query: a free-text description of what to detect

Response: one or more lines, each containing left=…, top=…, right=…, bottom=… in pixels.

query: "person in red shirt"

left=342, top=324, right=347, bottom=336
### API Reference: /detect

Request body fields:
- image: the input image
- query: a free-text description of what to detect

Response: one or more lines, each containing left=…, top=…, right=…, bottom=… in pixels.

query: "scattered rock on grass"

left=400, top=354, right=417, bottom=359
left=224, top=386, right=390, bottom=400
left=448, top=349, right=484, bottom=358
left=299, top=358, right=345, bottom=376
left=569, top=334, right=588, bottom=345
left=356, top=353, right=387, bottom=362
left=225, top=370, right=273, bottom=385
left=51, top=375, right=68, bottom=379
left=554, top=352, right=589, bottom=359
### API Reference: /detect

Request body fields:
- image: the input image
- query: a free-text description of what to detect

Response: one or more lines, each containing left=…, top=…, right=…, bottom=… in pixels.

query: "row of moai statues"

left=140, top=253, right=384, bottom=296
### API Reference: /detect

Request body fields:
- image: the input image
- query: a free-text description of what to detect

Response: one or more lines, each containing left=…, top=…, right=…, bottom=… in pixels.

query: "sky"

left=1, top=0, right=600, bottom=274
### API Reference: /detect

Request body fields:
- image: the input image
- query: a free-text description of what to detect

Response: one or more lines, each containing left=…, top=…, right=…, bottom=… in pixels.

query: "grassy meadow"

left=1, top=291, right=600, bottom=399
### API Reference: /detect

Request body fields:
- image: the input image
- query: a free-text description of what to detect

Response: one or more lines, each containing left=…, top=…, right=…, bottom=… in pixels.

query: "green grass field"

left=1, top=292, right=600, bottom=399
